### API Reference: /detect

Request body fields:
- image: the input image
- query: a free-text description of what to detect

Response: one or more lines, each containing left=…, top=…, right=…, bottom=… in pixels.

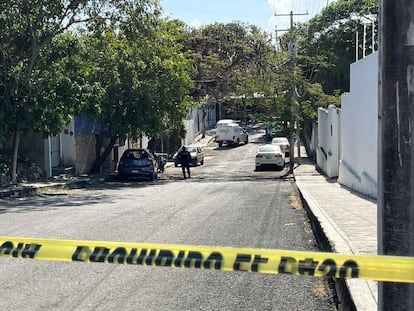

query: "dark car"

left=117, top=149, right=158, bottom=180
left=173, top=145, right=204, bottom=167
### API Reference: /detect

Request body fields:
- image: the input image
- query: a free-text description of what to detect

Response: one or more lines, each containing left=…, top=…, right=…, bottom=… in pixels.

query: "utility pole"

left=275, top=26, right=289, bottom=52
left=275, top=11, right=307, bottom=174
left=378, top=1, right=414, bottom=310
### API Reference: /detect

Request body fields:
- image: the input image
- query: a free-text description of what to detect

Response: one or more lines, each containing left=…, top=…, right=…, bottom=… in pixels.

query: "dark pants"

left=181, top=164, right=190, bottom=178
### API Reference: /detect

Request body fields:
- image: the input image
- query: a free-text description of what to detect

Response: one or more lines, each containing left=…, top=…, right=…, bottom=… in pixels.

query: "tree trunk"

left=90, top=136, right=117, bottom=174
left=11, top=130, right=20, bottom=183
left=147, top=138, right=156, bottom=155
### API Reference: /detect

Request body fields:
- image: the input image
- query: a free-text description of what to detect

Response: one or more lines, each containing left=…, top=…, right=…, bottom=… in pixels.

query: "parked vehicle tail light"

left=275, top=153, right=283, bottom=158
left=256, top=154, right=263, bottom=158
left=147, top=159, right=153, bottom=165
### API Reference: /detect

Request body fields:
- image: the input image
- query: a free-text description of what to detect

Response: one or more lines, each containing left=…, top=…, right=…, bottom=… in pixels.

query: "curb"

left=296, top=186, right=357, bottom=311
left=0, top=179, right=89, bottom=200
left=295, top=176, right=377, bottom=310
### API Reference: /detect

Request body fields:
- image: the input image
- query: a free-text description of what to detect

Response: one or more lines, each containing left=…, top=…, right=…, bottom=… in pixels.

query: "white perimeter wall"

left=183, top=105, right=217, bottom=146
left=338, top=52, right=378, bottom=199
left=317, top=105, right=341, bottom=178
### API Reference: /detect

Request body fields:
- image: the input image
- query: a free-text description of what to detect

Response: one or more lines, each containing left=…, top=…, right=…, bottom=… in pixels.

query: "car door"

left=241, top=128, right=248, bottom=142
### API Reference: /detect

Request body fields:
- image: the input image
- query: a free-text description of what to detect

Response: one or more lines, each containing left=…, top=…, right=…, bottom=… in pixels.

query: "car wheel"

left=201, top=159, right=204, bottom=165
left=174, top=163, right=178, bottom=167
left=218, top=141, right=223, bottom=147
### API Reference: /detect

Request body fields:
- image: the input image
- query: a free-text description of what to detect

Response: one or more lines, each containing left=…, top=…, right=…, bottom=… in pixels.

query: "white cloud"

left=267, top=0, right=291, bottom=15
left=188, top=20, right=202, bottom=30
left=266, top=0, right=291, bottom=32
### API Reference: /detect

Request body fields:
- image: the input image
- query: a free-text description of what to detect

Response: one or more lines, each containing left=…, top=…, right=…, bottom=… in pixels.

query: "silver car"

left=174, top=145, right=204, bottom=167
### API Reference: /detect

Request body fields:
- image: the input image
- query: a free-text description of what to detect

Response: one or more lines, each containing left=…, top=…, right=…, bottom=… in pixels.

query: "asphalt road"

left=0, top=130, right=336, bottom=311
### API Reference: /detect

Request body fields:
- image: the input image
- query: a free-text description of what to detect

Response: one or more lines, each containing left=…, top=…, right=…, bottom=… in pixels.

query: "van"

left=216, top=119, right=236, bottom=126
left=215, top=120, right=248, bottom=147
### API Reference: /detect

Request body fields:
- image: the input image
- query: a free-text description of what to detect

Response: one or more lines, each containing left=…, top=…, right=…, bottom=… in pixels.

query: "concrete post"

left=378, top=1, right=414, bottom=309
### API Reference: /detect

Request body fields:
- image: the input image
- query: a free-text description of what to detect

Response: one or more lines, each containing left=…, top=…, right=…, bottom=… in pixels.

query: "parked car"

left=173, top=145, right=204, bottom=167
left=117, top=149, right=158, bottom=180
left=271, top=136, right=290, bottom=163
left=255, top=144, right=285, bottom=171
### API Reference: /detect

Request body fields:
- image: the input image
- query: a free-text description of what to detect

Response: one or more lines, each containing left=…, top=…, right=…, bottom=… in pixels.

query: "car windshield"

left=259, top=146, right=280, bottom=153
left=124, top=150, right=147, bottom=160
left=272, top=138, right=288, bottom=144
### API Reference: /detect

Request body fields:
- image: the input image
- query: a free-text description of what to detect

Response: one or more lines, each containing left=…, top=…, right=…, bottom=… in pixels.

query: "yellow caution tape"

left=1, top=236, right=413, bottom=283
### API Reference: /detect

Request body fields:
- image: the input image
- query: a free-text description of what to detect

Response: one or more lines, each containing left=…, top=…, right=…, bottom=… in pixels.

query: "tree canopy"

left=296, top=0, right=378, bottom=95
left=1, top=0, right=116, bottom=180
left=80, top=12, right=195, bottom=172
left=182, top=22, right=293, bottom=123
left=0, top=0, right=195, bottom=178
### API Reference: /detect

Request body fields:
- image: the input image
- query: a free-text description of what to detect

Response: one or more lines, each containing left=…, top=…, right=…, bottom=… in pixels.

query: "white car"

left=271, top=137, right=290, bottom=163
left=255, top=144, right=285, bottom=171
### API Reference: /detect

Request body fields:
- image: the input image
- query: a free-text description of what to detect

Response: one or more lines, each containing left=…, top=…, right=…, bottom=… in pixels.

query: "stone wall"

left=75, top=134, right=96, bottom=175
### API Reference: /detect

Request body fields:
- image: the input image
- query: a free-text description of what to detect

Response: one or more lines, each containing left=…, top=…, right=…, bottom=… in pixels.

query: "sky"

left=161, top=0, right=334, bottom=34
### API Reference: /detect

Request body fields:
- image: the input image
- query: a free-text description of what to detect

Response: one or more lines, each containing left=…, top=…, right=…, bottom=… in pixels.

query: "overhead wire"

left=303, top=0, right=335, bottom=84
left=162, top=1, right=274, bottom=26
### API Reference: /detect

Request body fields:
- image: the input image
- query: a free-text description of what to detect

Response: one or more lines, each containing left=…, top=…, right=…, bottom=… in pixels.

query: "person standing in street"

left=178, top=146, right=191, bottom=179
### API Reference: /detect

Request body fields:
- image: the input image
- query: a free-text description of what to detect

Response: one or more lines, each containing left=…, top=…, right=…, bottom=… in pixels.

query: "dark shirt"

left=178, top=150, right=191, bottom=166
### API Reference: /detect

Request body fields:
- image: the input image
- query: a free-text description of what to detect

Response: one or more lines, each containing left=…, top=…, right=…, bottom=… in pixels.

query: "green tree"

left=0, top=0, right=116, bottom=182
left=183, top=22, right=292, bottom=123
left=1, top=0, right=194, bottom=178
left=296, top=0, right=378, bottom=95
left=272, top=0, right=378, bottom=152
left=80, top=7, right=194, bottom=173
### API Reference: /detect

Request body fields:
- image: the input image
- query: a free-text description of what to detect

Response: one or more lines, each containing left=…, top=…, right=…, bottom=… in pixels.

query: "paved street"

left=0, top=128, right=389, bottom=311
left=0, top=131, right=336, bottom=311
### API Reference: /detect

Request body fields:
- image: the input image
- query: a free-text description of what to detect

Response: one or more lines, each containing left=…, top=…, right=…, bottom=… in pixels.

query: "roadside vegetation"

left=0, top=0, right=377, bottom=183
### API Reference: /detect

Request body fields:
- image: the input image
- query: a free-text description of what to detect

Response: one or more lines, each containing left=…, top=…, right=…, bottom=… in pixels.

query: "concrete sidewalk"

left=294, top=149, right=378, bottom=311
left=0, top=175, right=94, bottom=199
